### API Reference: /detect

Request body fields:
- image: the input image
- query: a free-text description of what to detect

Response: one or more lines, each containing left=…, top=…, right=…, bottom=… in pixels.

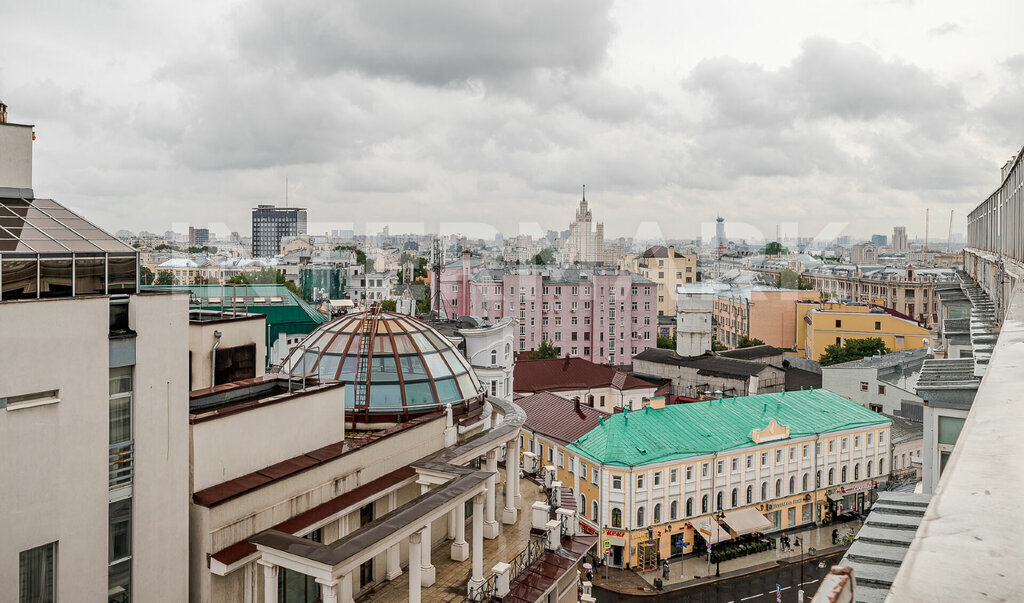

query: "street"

left=594, top=552, right=845, bottom=602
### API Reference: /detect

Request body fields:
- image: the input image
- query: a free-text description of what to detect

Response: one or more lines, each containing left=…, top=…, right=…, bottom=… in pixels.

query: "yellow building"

left=547, top=390, right=891, bottom=569
left=795, top=300, right=931, bottom=361
left=623, top=246, right=698, bottom=317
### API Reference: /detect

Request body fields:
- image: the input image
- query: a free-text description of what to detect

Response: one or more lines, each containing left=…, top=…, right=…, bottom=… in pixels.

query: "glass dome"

left=282, top=311, right=484, bottom=415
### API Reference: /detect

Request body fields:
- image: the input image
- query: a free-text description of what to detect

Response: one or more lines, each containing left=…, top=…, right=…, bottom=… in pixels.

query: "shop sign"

left=839, top=481, right=878, bottom=494
left=761, top=497, right=804, bottom=511
left=579, top=521, right=599, bottom=535
left=605, top=530, right=626, bottom=538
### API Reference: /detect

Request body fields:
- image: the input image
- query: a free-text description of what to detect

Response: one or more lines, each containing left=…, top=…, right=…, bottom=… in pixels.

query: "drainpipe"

left=211, top=330, right=222, bottom=388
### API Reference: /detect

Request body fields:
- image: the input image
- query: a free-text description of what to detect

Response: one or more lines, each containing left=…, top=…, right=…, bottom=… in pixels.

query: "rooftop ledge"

left=887, top=284, right=1024, bottom=601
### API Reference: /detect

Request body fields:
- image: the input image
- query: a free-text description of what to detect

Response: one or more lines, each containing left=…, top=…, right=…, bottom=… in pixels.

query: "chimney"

left=563, top=355, right=571, bottom=370
left=0, top=102, right=35, bottom=195
left=574, top=396, right=581, bottom=413
left=0, top=100, right=7, bottom=123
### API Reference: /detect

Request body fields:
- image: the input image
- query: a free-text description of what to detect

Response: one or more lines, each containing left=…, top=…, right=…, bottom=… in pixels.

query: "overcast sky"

left=3, top=0, right=1022, bottom=242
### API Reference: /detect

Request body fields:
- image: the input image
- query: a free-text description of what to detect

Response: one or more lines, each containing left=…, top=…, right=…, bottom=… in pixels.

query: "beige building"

left=795, top=300, right=932, bottom=361
left=713, top=286, right=820, bottom=350
left=623, top=245, right=698, bottom=316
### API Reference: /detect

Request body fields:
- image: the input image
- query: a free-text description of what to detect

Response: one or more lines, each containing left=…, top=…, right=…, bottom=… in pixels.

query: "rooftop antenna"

left=947, top=209, right=954, bottom=253
left=285, top=177, right=289, bottom=208
left=924, top=207, right=929, bottom=254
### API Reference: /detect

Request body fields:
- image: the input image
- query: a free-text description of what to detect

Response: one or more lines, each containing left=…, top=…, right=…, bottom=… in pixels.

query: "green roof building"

left=547, top=389, right=891, bottom=569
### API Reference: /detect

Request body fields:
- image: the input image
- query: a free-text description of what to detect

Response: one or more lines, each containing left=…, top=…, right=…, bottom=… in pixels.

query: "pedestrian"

left=831, top=528, right=838, bottom=545
left=662, top=560, right=670, bottom=578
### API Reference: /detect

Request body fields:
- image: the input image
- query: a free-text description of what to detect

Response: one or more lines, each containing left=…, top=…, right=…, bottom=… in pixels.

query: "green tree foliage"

left=154, top=243, right=179, bottom=251
left=737, top=336, right=766, bottom=348
left=711, top=338, right=727, bottom=352
left=397, top=256, right=429, bottom=282
left=761, top=241, right=787, bottom=256
left=531, top=339, right=561, bottom=359
left=380, top=299, right=397, bottom=311
left=140, top=266, right=155, bottom=285
left=777, top=268, right=815, bottom=290
left=416, top=289, right=432, bottom=314
left=154, top=270, right=176, bottom=285
left=227, top=268, right=301, bottom=296
left=818, top=337, right=889, bottom=366
left=531, top=248, right=556, bottom=265
left=186, top=245, right=217, bottom=254
left=657, top=335, right=675, bottom=349
left=335, top=245, right=367, bottom=266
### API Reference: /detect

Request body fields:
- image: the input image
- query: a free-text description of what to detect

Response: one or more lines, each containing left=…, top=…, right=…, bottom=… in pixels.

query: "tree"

left=335, top=245, right=367, bottom=266
left=416, top=289, right=432, bottom=314
left=154, top=270, right=176, bottom=285
left=380, top=299, right=397, bottom=312
left=711, top=338, right=727, bottom=352
left=761, top=241, right=787, bottom=256
left=737, top=336, right=766, bottom=348
left=154, top=243, right=179, bottom=251
left=818, top=337, right=889, bottom=366
left=777, top=268, right=815, bottom=290
left=531, top=339, right=561, bottom=360
left=531, top=248, right=555, bottom=265
left=228, top=267, right=301, bottom=297
left=657, top=335, right=675, bottom=350
left=140, top=266, right=155, bottom=285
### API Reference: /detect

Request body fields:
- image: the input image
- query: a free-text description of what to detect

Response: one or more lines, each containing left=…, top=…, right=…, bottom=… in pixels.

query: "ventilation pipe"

left=211, top=330, right=222, bottom=388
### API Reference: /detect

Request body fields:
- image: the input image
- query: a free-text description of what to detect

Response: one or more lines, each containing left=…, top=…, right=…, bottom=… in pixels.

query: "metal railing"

left=465, top=573, right=497, bottom=602
left=109, top=440, right=134, bottom=489
left=508, top=535, right=547, bottom=585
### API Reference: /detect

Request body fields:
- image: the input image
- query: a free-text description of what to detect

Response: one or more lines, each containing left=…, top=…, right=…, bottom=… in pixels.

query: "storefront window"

left=801, top=503, right=812, bottom=524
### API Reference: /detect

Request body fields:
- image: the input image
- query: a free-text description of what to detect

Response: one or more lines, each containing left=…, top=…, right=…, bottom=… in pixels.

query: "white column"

left=468, top=493, right=486, bottom=591
left=447, top=508, right=458, bottom=539
left=386, top=543, right=402, bottom=580
left=512, top=438, right=522, bottom=504
left=504, top=438, right=519, bottom=524
left=339, top=572, right=353, bottom=603
left=316, top=579, right=339, bottom=603
left=409, top=531, right=423, bottom=603
left=451, top=501, right=469, bottom=561
left=418, top=482, right=436, bottom=586
left=258, top=561, right=278, bottom=603
left=483, top=449, right=500, bottom=538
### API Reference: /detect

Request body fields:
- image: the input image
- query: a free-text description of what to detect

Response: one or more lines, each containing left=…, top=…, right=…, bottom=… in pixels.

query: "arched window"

left=816, top=470, right=821, bottom=488
left=761, top=482, right=767, bottom=500
left=842, top=466, right=848, bottom=482
left=581, top=494, right=587, bottom=516
left=671, top=500, right=678, bottom=520
left=716, top=491, right=723, bottom=511
left=775, top=479, right=782, bottom=497
left=867, top=461, right=873, bottom=477
left=491, top=349, right=497, bottom=365
left=654, top=503, right=662, bottom=524
left=637, top=507, right=645, bottom=527
left=731, top=488, right=738, bottom=508
left=592, top=501, right=599, bottom=523
left=879, top=458, right=885, bottom=474
left=828, top=468, right=834, bottom=485
left=701, top=495, right=708, bottom=514
left=505, top=343, right=511, bottom=360
left=802, top=473, right=809, bottom=491
left=854, top=463, right=860, bottom=481
left=612, top=508, right=622, bottom=528
left=686, top=498, right=693, bottom=517
left=789, top=476, right=796, bottom=494
left=746, top=485, right=753, bottom=504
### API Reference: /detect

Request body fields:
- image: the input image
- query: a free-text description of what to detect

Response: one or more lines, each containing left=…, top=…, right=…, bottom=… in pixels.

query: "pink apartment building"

left=436, top=251, right=657, bottom=366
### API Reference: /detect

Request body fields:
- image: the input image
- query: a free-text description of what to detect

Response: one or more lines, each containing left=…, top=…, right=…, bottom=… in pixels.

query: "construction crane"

left=948, top=210, right=954, bottom=253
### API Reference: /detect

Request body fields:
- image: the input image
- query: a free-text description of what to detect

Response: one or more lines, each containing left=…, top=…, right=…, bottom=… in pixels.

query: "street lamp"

left=713, top=511, right=726, bottom=577
left=797, top=538, right=816, bottom=603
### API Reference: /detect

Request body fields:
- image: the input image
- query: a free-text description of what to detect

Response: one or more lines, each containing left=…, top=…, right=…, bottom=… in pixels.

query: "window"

left=702, top=463, right=709, bottom=478
left=637, top=475, right=645, bottom=490
left=670, top=468, right=678, bottom=484
left=802, top=444, right=809, bottom=459
left=109, top=498, right=132, bottom=600
left=835, top=319, right=842, bottom=328
left=841, top=466, right=848, bottom=482
left=870, top=403, right=883, bottom=412
left=637, top=507, right=645, bottom=527
left=717, top=460, right=724, bottom=474
left=860, top=381, right=869, bottom=392
left=581, top=464, right=587, bottom=480
left=829, top=439, right=834, bottom=453
left=816, top=470, right=821, bottom=488
left=842, top=437, right=848, bottom=451
left=731, top=488, right=738, bottom=508
left=701, top=495, right=708, bottom=514
left=816, top=442, right=821, bottom=455
left=548, top=448, right=554, bottom=462
left=746, top=455, right=752, bottom=469
left=789, top=476, right=796, bottom=494
left=789, top=446, right=796, bottom=461
left=592, top=500, right=600, bottom=522
left=775, top=449, right=782, bottom=464
left=612, top=475, right=622, bottom=490
left=878, top=384, right=886, bottom=395
left=670, top=501, right=678, bottom=520
left=686, top=466, right=693, bottom=481
left=653, top=471, right=661, bottom=486
left=775, top=479, right=782, bottom=497
left=867, top=433, right=873, bottom=446
left=612, top=508, right=622, bottom=528
left=581, top=494, right=587, bottom=515
left=874, top=321, right=881, bottom=330
left=761, top=452, right=768, bottom=466
left=854, top=436, right=860, bottom=449
left=1, top=389, right=61, bottom=411
left=802, top=473, right=809, bottom=491
left=654, top=503, right=662, bottom=523
left=746, top=485, right=753, bottom=504
left=19, top=542, right=55, bottom=603
left=879, top=430, right=886, bottom=444
left=866, top=461, right=873, bottom=477
left=828, top=468, right=834, bottom=485
left=716, top=491, right=724, bottom=510
left=879, top=458, right=885, bottom=474
left=490, top=350, right=497, bottom=365
left=854, top=463, right=860, bottom=480
left=761, top=482, right=767, bottom=500
left=731, top=457, right=737, bottom=472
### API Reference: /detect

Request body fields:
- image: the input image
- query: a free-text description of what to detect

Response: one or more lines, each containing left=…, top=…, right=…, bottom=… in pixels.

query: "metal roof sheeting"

left=567, top=389, right=891, bottom=467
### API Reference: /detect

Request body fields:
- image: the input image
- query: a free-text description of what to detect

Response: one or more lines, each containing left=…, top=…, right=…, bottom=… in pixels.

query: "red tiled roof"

left=505, top=536, right=598, bottom=603
left=210, top=466, right=417, bottom=567
left=517, top=392, right=606, bottom=445
left=514, top=357, right=653, bottom=394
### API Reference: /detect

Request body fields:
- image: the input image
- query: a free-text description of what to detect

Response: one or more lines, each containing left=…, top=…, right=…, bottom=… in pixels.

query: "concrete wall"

left=822, top=367, right=923, bottom=416
left=191, top=385, right=347, bottom=491
left=0, top=123, right=33, bottom=189
left=189, top=315, right=267, bottom=390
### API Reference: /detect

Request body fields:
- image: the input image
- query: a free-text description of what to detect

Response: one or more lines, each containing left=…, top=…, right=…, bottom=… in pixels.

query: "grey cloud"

left=233, top=0, right=614, bottom=86
left=929, top=22, right=962, bottom=36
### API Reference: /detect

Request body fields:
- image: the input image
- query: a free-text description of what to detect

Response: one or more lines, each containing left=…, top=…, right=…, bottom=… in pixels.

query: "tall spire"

left=582, top=183, right=586, bottom=202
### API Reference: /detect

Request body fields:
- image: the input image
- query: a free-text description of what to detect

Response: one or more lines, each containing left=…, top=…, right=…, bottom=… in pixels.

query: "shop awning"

left=723, top=507, right=773, bottom=536
left=827, top=491, right=843, bottom=502
left=695, top=517, right=731, bottom=545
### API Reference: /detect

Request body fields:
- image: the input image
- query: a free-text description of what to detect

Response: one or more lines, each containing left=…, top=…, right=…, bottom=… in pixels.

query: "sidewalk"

left=633, top=518, right=862, bottom=589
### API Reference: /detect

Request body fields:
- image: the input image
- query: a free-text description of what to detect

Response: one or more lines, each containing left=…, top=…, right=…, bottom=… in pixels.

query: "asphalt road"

left=596, top=552, right=846, bottom=603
